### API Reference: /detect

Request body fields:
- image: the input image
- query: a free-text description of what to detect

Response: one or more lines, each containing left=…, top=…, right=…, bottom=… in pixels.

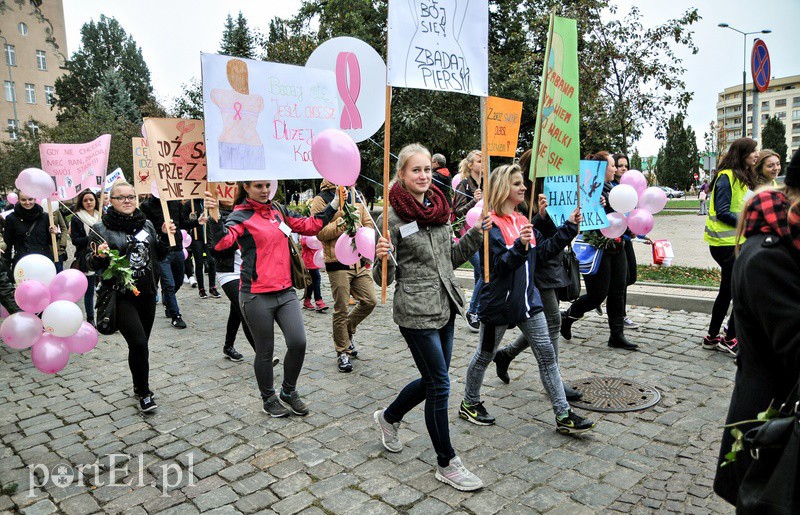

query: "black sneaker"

left=459, top=400, right=495, bottom=426
left=466, top=313, right=480, bottom=333
left=209, top=287, right=221, bottom=299
left=347, top=340, right=358, bottom=358
left=198, top=288, right=208, bottom=299
left=494, top=351, right=512, bottom=384
left=563, top=383, right=583, bottom=401
left=262, top=395, right=290, bottom=418
left=556, top=410, right=596, bottom=435
left=171, top=316, right=187, bottom=329
left=139, top=395, right=157, bottom=412
left=280, top=388, right=309, bottom=416
left=337, top=353, right=353, bottom=373
left=223, top=346, right=244, bottom=362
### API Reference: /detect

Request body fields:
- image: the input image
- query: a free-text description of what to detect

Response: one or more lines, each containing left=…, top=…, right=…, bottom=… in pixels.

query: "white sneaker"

left=373, top=409, right=402, bottom=452
left=623, top=317, right=639, bottom=329
left=189, top=276, right=197, bottom=288
left=435, top=456, right=484, bottom=491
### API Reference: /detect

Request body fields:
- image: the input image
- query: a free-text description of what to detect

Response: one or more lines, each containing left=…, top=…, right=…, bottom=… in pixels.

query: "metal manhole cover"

left=567, top=377, right=661, bottom=413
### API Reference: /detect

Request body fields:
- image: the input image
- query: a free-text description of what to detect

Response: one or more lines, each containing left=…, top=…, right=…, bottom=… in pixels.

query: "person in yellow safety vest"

left=754, top=149, right=782, bottom=187
left=702, top=137, right=759, bottom=356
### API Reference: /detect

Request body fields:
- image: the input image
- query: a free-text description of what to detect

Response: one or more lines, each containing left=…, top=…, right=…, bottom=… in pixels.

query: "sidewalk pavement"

left=1, top=277, right=735, bottom=514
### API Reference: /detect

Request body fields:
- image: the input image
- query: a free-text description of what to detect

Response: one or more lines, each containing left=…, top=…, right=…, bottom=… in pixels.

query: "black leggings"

left=117, top=292, right=156, bottom=397
left=186, top=239, right=216, bottom=290
left=623, top=238, right=637, bottom=313
left=221, top=280, right=255, bottom=350
left=569, top=247, right=627, bottom=328
left=708, top=245, right=736, bottom=338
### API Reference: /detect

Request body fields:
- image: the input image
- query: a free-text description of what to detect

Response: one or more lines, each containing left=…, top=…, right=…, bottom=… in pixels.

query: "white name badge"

left=135, top=229, right=149, bottom=242
left=399, top=221, right=419, bottom=239
left=278, top=222, right=292, bottom=237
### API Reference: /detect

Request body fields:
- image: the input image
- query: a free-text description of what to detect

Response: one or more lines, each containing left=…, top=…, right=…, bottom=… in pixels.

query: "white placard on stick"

left=306, top=37, right=387, bottom=143
left=201, top=53, right=339, bottom=182
left=387, top=0, right=488, bottom=97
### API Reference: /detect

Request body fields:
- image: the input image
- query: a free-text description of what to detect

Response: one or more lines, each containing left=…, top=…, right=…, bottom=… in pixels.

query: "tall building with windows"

left=1, top=0, right=68, bottom=141
left=716, top=74, right=800, bottom=158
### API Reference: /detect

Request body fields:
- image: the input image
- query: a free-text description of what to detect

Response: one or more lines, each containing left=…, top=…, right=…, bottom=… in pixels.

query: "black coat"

left=140, top=197, right=184, bottom=251
left=208, top=208, right=236, bottom=273
left=3, top=203, right=52, bottom=267
left=180, top=199, right=205, bottom=244
left=0, top=259, right=20, bottom=314
left=713, top=233, right=800, bottom=506
left=70, top=214, right=99, bottom=273
left=532, top=213, right=571, bottom=290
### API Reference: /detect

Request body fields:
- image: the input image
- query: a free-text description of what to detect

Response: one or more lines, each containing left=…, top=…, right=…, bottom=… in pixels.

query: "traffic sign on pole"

left=751, top=39, right=771, bottom=93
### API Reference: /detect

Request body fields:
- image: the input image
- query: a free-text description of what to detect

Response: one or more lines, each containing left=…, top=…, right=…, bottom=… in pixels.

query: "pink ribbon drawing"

left=336, top=52, right=362, bottom=130
left=233, top=102, right=244, bottom=120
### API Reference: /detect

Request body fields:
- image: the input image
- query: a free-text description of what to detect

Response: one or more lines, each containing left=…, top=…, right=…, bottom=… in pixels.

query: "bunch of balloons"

left=603, top=170, right=667, bottom=238
left=1, top=255, right=98, bottom=374
left=333, top=228, right=376, bottom=265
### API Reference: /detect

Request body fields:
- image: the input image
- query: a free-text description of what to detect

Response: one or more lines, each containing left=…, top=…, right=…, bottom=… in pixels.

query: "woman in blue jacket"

left=458, top=163, right=595, bottom=434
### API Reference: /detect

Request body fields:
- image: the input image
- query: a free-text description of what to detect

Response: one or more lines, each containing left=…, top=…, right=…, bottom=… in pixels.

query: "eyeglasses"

left=111, top=195, right=136, bottom=202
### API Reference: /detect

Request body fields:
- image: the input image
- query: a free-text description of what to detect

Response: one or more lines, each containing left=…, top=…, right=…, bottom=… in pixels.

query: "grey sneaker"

left=623, top=317, right=639, bottom=329
left=435, top=456, right=484, bottom=491
left=373, top=409, right=402, bottom=453
left=279, top=388, right=309, bottom=416
left=262, top=395, right=290, bottom=418
left=595, top=306, right=603, bottom=316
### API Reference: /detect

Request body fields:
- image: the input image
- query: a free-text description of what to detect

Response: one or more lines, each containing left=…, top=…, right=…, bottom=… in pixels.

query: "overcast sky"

left=63, top=0, right=799, bottom=156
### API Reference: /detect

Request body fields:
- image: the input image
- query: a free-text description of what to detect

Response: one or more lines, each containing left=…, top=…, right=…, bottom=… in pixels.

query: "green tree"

left=761, top=116, right=788, bottom=166
left=173, top=78, right=205, bottom=119
left=53, top=15, right=154, bottom=121
left=93, top=69, right=140, bottom=124
left=655, top=114, right=698, bottom=189
left=629, top=148, right=642, bottom=171
left=0, top=123, right=43, bottom=190
left=220, top=12, right=257, bottom=58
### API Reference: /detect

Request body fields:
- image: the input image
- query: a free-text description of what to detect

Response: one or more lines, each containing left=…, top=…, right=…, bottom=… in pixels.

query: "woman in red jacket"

left=206, top=182, right=339, bottom=418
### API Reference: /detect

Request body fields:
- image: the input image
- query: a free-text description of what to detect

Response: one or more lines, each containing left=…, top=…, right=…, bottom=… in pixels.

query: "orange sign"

left=486, top=96, right=523, bottom=157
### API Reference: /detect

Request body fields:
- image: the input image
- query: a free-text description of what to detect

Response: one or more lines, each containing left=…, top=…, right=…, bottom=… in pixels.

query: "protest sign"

left=132, top=137, right=154, bottom=195
left=39, top=135, right=111, bottom=201
left=486, top=96, right=523, bottom=157
left=387, top=0, right=488, bottom=97
left=212, top=182, right=238, bottom=202
left=201, top=53, right=339, bottom=182
left=543, top=160, right=609, bottom=230
left=306, top=37, right=386, bottom=143
left=143, top=118, right=207, bottom=200
left=103, top=168, right=124, bottom=194
left=530, top=15, right=580, bottom=178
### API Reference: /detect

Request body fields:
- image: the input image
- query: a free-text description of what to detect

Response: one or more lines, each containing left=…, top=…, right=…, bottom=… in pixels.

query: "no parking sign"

left=751, top=39, right=771, bottom=93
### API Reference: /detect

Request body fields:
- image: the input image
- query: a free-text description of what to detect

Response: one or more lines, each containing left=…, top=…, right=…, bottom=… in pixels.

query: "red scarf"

left=389, top=182, right=451, bottom=226
left=743, top=190, right=800, bottom=251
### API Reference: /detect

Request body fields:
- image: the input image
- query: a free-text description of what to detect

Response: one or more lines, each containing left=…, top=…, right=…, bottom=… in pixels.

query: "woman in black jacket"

left=3, top=192, right=58, bottom=268
left=713, top=150, right=800, bottom=507
left=90, top=181, right=174, bottom=412
left=70, top=190, right=102, bottom=325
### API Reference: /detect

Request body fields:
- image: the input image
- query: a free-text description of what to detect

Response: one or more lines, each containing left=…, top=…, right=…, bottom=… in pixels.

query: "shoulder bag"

left=95, top=282, right=119, bottom=335
left=557, top=244, right=582, bottom=301
left=274, top=204, right=311, bottom=290
left=572, top=235, right=603, bottom=276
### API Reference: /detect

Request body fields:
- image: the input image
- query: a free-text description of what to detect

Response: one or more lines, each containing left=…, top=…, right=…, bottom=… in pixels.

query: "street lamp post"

left=0, top=32, right=19, bottom=139
left=717, top=23, right=771, bottom=138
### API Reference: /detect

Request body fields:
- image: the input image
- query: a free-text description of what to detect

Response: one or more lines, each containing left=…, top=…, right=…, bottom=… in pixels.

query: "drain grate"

left=567, top=377, right=661, bottom=413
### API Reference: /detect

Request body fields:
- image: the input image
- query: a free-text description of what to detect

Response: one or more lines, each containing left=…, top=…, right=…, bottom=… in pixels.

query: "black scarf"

left=13, top=202, right=44, bottom=222
left=102, top=207, right=148, bottom=234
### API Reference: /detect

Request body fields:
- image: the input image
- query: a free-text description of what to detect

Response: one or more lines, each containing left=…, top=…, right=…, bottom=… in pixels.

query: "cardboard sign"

left=387, top=0, right=488, bottom=97
left=543, top=160, right=609, bottom=230
left=201, top=53, right=339, bottom=182
left=132, top=137, right=154, bottom=195
left=212, top=181, right=238, bottom=202
left=143, top=118, right=207, bottom=200
left=306, top=37, right=387, bottom=143
left=486, top=96, right=523, bottom=157
left=39, top=134, right=111, bottom=200
left=103, top=168, right=125, bottom=194
left=531, top=16, right=580, bottom=178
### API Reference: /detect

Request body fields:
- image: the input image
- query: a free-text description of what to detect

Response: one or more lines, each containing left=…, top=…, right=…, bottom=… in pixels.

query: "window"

left=762, top=101, right=769, bottom=110
left=27, top=121, right=38, bottom=136
left=794, top=110, right=800, bottom=120
left=761, top=114, right=769, bottom=121
left=794, top=97, right=800, bottom=107
left=4, top=44, right=15, bottom=66
left=36, top=50, right=46, bottom=70
left=747, top=104, right=752, bottom=112
left=18, top=22, right=28, bottom=36
left=7, top=119, right=18, bottom=140
left=793, top=136, right=800, bottom=144
left=747, top=116, right=752, bottom=124
left=44, top=85, right=54, bottom=105
left=776, top=99, right=787, bottom=108
left=776, top=111, right=786, bottom=120
left=24, top=83, right=35, bottom=104
left=4, top=81, right=15, bottom=102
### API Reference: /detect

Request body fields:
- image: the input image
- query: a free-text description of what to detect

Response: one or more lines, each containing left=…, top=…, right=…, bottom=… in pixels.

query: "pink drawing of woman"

left=211, top=59, right=266, bottom=170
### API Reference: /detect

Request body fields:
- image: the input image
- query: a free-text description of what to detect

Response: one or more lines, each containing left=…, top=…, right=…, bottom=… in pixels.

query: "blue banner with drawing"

left=543, top=160, right=609, bottom=230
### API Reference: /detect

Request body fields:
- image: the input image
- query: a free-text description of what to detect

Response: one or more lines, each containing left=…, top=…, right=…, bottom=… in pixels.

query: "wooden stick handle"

left=160, top=198, right=176, bottom=247
left=381, top=85, right=392, bottom=304
left=480, top=97, right=490, bottom=283
left=48, top=200, right=58, bottom=262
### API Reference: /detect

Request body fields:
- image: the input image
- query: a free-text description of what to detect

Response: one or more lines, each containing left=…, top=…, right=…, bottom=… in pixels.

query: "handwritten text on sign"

left=132, top=137, right=154, bottom=195
left=202, top=53, right=339, bottom=182
left=486, top=96, right=523, bottom=157
left=39, top=135, right=111, bottom=201
left=543, top=160, right=609, bottom=230
left=387, top=0, right=488, bottom=97
left=143, top=118, right=207, bottom=200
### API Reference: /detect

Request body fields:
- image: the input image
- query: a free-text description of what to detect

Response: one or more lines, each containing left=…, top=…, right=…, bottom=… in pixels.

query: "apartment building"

left=1, top=0, right=68, bottom=141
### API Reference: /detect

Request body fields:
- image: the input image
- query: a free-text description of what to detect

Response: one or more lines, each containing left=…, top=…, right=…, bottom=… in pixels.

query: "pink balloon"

left=268, top=180, right=278, bottom=200
left=452, top=175, right=462, bottom=190
left=465, top=206, right=482, bottom=229
left=63, top=321, right=98, bottom=354
left=354, top=227, right=376, bottom=261
left=600, top=212, right=628, bottom=239
left=141, top=123, right=147, bottom=139
left=49, top=270, right=88, bottom=303
left=6, top=192, right=18, bottom=205
left=627, top=208, right=655, bottom=236
left=334, top=233, right=360, bottom=266
left=0, top=312, right=43, bottom=349
left=16, top=168, right=56, bottom=199
left=620, top=170, right=647, bottom=196
left=0, top=305, right=8, bottom=318
left=182, top=248, right=189, bottom=260
left=311, top=129, right=361, bottom=186
left=305, top=236, right=323, bottom=250
left=15, top=280, right=52, bottom=313
left=312, top=249, right=325, bottom=269
left=637, top=187, right=668, bottom=214
left=30, top=335, right=69, bottom=374
left=150, top=179, right=160, bottom=199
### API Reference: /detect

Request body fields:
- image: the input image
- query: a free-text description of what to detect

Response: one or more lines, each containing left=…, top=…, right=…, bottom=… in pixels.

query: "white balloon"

left=41, top=300, right=83, bottom=337
left=608, top=184, right=638, bottom=214
left=13, top=254, right=57, bottom=286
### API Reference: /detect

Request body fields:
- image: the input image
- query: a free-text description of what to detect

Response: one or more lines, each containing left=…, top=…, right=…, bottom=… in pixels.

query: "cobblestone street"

left=1, top=280, right=735, bottom=514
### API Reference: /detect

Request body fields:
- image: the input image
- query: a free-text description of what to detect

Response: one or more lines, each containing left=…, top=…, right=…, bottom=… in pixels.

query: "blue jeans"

left=159, top=250, right=184, bottom=318
left=384, top=311, right=456, bottom=468
left=304, top=269, right=322, bottom=301
left=83, top=275, right=96, bottom=323
left=468, top=252, right=483, bottom=314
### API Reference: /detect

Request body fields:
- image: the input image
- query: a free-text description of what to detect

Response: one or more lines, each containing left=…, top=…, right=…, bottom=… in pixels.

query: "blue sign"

left=751, top=40, right=771, bottom=93
left=543, top=160, right=609, bottom=230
